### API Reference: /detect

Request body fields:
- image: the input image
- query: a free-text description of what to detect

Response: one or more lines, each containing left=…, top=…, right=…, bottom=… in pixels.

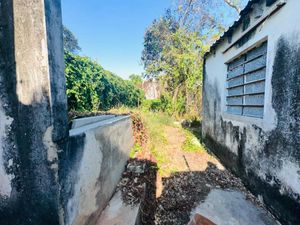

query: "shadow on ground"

left=119, top=156, right=276, bottom=225
left=154, top=162, right=271, bottom=225
left=117, top=159, right=158, bottom=225
left=182, top=120, right=203, bottom=142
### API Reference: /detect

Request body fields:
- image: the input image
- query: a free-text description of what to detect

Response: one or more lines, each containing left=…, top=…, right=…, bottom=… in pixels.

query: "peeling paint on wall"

left=0, top=102, right=14, bottom=198
left=66, top=132, right=103, bottom=225
left=43, top=126, right=59, bottom=181
left=277, top=161, right=300, bottom=196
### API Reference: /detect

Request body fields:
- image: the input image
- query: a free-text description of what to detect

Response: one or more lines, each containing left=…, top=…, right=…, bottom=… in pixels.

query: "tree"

left=152, top=28, right=208, bottom=113
left=129, top=74, right=143, bottom=88
left=63, top=26, right=81, bottom=53
left=141, top=0, right=248, bottom=115
left=176, top=0, right=247, bottom=35
left=141, top=10, right=179, bottom=78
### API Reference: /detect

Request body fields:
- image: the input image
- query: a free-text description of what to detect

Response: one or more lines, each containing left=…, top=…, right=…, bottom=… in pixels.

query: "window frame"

left=225, top=41, right=268, bottom=118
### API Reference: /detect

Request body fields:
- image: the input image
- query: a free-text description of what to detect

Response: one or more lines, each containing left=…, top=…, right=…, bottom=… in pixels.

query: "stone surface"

left=190, top=189, right=278, bottom=225
left=96, top=191, right=141, bottom=225
left=142, top=79, right=160, bottom=100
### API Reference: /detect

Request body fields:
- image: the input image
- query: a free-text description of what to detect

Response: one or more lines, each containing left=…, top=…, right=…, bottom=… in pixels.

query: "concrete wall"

left=202, top=0, right=300, bottom=224
left=0, top=0, right=68, bottom=224
left=0, top=1, right=133, bottom=224
left=60, top=116, right=134, bottom=225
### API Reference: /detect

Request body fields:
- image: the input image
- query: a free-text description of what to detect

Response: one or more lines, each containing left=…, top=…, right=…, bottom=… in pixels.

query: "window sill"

left=222, top=112, right=264, bottom=127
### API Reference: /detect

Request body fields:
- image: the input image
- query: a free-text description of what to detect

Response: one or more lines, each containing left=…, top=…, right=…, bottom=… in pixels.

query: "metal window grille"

left=226, top=42, right=267, bottom=118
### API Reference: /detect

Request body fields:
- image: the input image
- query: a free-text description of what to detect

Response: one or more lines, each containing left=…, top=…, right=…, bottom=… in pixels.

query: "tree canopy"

left=63, top=26, right=81, bottom=53
left=141, top=0, right=248, bottom=116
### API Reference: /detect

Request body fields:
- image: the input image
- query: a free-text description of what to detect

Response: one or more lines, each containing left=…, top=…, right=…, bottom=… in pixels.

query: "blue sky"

left=62, top=0, right=174, bottom=79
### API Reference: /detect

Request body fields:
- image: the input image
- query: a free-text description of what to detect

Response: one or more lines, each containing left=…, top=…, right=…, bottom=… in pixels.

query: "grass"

left=130, top=143, right=142, bottom=158
left=139, top=111, right=174, bottom=176
left=108, top=106, right=205, bottom=175
left=182, top=129, right=205, bottom=153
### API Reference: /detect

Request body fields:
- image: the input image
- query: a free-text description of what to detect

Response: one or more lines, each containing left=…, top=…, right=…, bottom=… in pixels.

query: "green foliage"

left=142, top=14, right=208, bottom=117
left=182, top=129, right=204, bottom=152
left=141, top=1, right=246, bottom=117
left=141, top=10, right=179, bottom=78
left=159, top=93, right=173, bottom=115
left=129, top=74, right=143, bottom=88
left=141, top=92, right=186, bottom=116
left=130, top=144, right=142, bottom=158
left=141, top=99, right=161, bottom=112
left=65, top=50, right=145, bottom=111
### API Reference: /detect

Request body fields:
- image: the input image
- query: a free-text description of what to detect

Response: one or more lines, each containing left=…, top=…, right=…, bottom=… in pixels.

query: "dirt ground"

left=163, top=126, right=223, bottom=172
left=119, top=120, right=271, bottom=225
left=155, top=126, right=224, bottom=198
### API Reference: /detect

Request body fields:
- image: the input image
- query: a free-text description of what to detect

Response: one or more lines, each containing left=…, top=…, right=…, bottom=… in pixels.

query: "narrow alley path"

left=132, top=120, right=279, bottom=225
left=114, top=114, right=280, bottom=225
left=162, top=125, right=223, bottom=173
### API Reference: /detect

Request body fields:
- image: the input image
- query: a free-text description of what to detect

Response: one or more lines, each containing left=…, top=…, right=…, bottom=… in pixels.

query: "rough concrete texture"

left=60, top=116, right=134, bottom=225
left=96, top=191, right=140, bottom=225
left=190, top=189, right=278, bottom=225
left=0, top=0, right=67, bottom=224
left=202, top=0, right=300, bottom=224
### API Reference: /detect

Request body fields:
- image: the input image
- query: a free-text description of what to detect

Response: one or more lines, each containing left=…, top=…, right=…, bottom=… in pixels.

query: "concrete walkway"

left=96, top=191, right=141, bottom=225
left=189, top=189, right=279, bottom=225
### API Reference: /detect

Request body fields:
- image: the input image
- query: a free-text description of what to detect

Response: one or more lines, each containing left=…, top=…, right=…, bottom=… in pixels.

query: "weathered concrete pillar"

left=0, top=0, right=68, bottom=224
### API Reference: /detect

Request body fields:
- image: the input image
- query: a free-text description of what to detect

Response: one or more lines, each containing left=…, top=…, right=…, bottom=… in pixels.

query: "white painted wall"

left=64, top=116, right=134, bottom=225
left=205, top=0, right=300, bottom=132
left=203, top=0, right=300, bottom=220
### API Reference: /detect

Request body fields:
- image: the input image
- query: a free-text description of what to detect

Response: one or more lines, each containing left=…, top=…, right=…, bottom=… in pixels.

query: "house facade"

left=202, top=0, right=300, bottom=224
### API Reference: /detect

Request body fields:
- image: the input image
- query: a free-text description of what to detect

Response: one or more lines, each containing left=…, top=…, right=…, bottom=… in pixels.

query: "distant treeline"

left=65, top=50, right=144, bottom=111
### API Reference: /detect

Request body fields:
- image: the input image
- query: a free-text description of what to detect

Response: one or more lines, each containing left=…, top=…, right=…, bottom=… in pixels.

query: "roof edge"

left=204, top=0, right=277, bottom=59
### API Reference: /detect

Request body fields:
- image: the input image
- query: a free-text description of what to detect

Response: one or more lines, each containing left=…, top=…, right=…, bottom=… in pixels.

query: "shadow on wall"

left=0, top=36, right=66, bottom=225
left=60, top=116, right=133, bottom=225
left=0, top=1, right=68, bottom=224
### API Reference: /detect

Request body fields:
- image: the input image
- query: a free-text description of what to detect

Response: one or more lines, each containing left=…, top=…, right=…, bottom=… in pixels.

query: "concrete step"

left=96, top=191, right=141, bottom=225
left=189, top=189, right=280, bottom=225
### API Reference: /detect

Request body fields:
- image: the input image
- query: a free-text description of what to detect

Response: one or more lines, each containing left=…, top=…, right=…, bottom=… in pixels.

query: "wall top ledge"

left=69, top=115, right=131, bottom=136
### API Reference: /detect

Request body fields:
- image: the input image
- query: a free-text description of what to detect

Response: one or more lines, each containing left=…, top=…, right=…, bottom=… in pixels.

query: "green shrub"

left=141, top=99, right=161, bottom=112
left=159, top=93, right=173, bottom=115
left=141, top=92, right=187, bottom=116
left=65, top=50, right=145, bottom=111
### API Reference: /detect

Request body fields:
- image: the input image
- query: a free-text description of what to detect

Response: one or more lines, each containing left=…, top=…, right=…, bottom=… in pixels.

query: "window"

left=226, top=42, right=267, bottom=118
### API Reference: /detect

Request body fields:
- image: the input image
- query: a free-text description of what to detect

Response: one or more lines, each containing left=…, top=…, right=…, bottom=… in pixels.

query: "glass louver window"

left=226, top=42, right=267, bottom=118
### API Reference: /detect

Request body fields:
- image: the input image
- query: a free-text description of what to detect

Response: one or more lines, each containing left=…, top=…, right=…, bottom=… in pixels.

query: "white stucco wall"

left=62, top=116, right=134, bottom=225
left=203, top=0, right=300, bottom=223
left=205, top=0, right=300, bottom=133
